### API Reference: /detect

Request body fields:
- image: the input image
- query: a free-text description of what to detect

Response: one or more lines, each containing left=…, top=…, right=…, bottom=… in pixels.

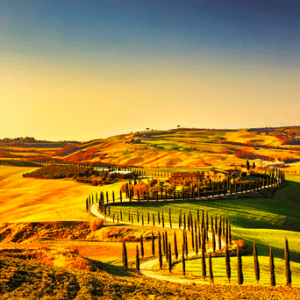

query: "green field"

left=173, top=256, right=300, bottom=286
left=106, top=174, right=300, bottom=286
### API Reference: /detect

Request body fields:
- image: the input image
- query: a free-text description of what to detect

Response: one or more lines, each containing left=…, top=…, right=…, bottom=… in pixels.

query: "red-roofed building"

left=169, top=171, right=202, bottom=185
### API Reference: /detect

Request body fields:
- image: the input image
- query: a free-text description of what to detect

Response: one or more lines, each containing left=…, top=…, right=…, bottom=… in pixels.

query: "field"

left=0, top=167, right=123, bottom=222
left=0, top=162, right=300, bottom=298
left=106, top=174, right=300, bottom=286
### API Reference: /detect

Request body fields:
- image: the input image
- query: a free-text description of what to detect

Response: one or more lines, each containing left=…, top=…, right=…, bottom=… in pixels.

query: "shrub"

left=90, top=218, right=104, bottom=232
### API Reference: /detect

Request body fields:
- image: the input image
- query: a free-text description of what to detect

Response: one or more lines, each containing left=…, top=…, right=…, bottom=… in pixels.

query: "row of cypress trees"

left=122, top=233, right=292, bottom=287
left=85, top=168, right=285, bottom=211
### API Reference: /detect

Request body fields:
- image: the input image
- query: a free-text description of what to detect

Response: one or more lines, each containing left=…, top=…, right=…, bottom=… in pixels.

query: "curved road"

left=90, top=203, right=226, bottom=284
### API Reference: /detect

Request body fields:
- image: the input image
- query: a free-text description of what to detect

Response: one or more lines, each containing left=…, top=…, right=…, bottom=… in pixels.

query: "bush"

left=90, top=219, right=104, bottom=232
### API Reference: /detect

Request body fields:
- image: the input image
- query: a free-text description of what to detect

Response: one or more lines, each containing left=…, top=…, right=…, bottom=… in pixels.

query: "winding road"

left=90, top=203, right=226, bottom=284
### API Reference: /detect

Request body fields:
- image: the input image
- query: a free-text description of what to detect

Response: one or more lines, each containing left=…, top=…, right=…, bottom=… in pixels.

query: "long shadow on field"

left=100, top=261, right=132, bottom=277
left=237, top=234, right=300, bottom=264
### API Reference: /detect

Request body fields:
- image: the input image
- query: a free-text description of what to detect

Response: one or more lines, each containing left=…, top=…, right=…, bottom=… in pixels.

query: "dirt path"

left=91, top=203, right=226, bottom=284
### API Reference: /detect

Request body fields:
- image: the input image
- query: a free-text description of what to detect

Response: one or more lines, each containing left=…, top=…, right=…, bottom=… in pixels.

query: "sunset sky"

left=1, top=0, right=299, bottom=141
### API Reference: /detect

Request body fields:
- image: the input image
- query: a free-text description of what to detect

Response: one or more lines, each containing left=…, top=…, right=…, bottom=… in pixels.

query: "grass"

left=105, top=174, right=300, bottom=285
left=173, top=255, right=300, bottom=287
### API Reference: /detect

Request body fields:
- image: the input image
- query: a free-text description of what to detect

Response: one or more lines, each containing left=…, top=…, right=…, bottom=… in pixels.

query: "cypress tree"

left=168, top=242, right=172, bottom=273
left=212, top=229, right=216, bottom=253
left=169, top=208, right=172, bottom=228
left=147, top=191, right=149, bottom=202
left=211, top=215, right=213, bottom=233
left=219, top=215, right=222, bottom=237
left=162, top=211, right=165, bottom=228
left=120, top=209, right=123, bottom=221
left=202, top=228, right=206, bottom=255
left=209, top=252, right=214, bottom=284
left=229, top=222, right=232, bottom=245
left=198, top=224, right=201, bottom=248
left=152, top=214, right=155, bottom=227
left=197, top=208, right=200, bottom=225
left=185, top=230, right=188, bottom=258
left=201, top=210, right=205, bottom=229
left=125, top=183, right=129, bottom=198
left=112, top=191, right=115, bottom=203
left=151, top=231, right=155, bottom=256
left=106, top=191, right=109, bottom=204
left=269, top=246, right=276, bottom=286
left=128, top=210, right=130, bottom=222
left=136, top=245, right=140, bottom=273
left=158, top=211, right=160, bottom=225
left=253, top=240, right=260, bottom=284
left=225, top=244, right=231, bottom=283
left=120, top=190, right=122, bottom=202
left=193, top=227, right=198, bottom=256
left=142, top=212, right=144, bottom=226
left=122, top=241, right=128, bottom=271
left=201, top=245, right=206, bottom=280
left=225, top=220, right=229, bottom=246
left=174, top=232, right=178, bottom=260
left=182, top=244, right=186, bottom=276
left=206, top=211, right=209, bottom=232
left=237, top=245, right=243, bottom=285
left=218, top=225, right=222, bottom=251
left=285, top=237, right=292, bottom=287
left=183, top=212, right=186, bottom=230
left=215, top=213, right=218, bottom=235
left=158, top=233, right=163, bottom=269
left=165, top=232, right=169, bottom=262
left=178, top=213, right=181, bottom=229
left=191, top=228, right=194, bottom=251
left=140, top=235, right=144, bottom=258
left=162, top=232, right=166, bottom=255
left=108, top=205, right=111, bottom=216
left=148, top=211, right=150, bottom=224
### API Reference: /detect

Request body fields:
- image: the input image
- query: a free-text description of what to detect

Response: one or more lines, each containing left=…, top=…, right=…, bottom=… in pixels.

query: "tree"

left=122, top=241, right=128, bottom=271
left=225, top=244, right=231, bottom=283
left=140, top=235, right=144, bottom=258
left=182, top=244, right=186, bottom=276
left=151, top=231, right=155, bottom=257
left=168, top=242, right=172, bottom=273
left=253, top=240, right=260, bottom=284
left=208, top=253, right=214, bottom=284
left=158, top=233, right=163, bottom=269
left=269, top=246, right=276, bottom=286
left=285, top=238, right=292, bottom=287
left=174, top=232, right=178, bottom=260
left=246, top=160, right=250, bottom=171
left=136, top=245, right=140, bottom=273
left=237, top=245, right=243, bottom=285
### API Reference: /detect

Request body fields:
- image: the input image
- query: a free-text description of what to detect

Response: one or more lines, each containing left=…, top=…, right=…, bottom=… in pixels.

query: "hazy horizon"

left=1, top=0, right=299, bottom=141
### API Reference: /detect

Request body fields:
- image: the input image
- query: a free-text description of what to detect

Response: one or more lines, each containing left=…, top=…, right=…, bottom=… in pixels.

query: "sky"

left=0, top=0, right=299, bottom=141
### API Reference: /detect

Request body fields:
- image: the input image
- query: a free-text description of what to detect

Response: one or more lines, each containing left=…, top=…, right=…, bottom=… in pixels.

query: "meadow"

left=1, top=164, right=300, bottom=292
left=106, top=174, right=300, bottom=286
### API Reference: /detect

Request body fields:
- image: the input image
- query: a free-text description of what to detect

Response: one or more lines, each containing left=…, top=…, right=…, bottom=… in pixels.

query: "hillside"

left=52, top=127, right=300, bottom=171
left=1, top=128, right=300, bottom=172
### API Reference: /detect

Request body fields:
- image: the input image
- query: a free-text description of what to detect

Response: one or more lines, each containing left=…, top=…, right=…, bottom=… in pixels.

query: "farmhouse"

left=169, top=171, right=202, bottom=184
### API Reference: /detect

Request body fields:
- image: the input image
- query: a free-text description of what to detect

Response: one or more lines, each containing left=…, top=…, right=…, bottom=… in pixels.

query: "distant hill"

left=1, top=127, right=300, bottom=171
